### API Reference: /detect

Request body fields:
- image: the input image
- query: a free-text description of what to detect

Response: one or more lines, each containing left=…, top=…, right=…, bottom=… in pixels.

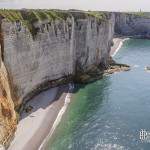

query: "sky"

left=0, top=0, right=150, bottom=12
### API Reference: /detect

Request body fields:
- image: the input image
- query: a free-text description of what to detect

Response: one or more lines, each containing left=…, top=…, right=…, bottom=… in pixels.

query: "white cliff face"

left=74, top=13, right=115, bottom=71
left=2, top=18, right=74, bottom=103
left=1, top=12, right=115, bottom=105
left=115, top=13, right=150, bottom=38
left=0, top=11, right=115, bottom=146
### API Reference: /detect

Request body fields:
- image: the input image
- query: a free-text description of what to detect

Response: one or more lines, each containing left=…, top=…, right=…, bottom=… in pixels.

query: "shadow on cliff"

left=20, top=84, right=70, bottom=120
left=20, top=80, right=99, bottom=121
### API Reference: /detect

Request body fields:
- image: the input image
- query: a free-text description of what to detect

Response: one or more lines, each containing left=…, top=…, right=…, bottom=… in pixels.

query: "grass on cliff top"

left=0, top=9, right=71, bottom=22
left=127, top=12, right=150, bottom=18
left=0, top=9, right=71, bottom=37
left=0, top=9, right=106, bottom=37
left=86, top=11, right=107, bottom=21
left=0, top=9, right=23, bottom=22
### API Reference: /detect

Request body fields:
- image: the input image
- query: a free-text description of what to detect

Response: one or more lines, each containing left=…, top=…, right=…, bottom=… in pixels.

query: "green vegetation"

left=0, top=9, right=71, bottom=22
left=128, top=12, right=150, bottom=18
left=44, top=10, right=71, bottom=20
left=0, top=9, right=23, bottom=22
left=0, top=9, right=71, bottom=37
left=86, top=11, right=107, bottom=21
left=0, top=9, right=106, bottom=37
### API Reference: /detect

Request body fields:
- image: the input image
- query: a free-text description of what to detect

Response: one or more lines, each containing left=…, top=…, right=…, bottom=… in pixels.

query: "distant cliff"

left=115, top=12, right=150, bottom=38
left=0, top=10, right=150, bottom=148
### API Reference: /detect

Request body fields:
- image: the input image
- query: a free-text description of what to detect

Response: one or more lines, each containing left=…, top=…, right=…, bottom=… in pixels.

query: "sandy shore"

left=110, top=37, right=129, bottom=57
left=8, top=84, right=73, bottom=150
left=39, top=84, right=74, bottom=150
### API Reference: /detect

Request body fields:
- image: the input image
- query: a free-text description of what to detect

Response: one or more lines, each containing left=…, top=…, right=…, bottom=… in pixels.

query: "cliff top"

left=0, top=9, right=107, bottom=22
left=117, top=12, right=150, bottom=18
left=0, top=9, right=150, bottom=22
left=0, top=9, right=108, bottom=37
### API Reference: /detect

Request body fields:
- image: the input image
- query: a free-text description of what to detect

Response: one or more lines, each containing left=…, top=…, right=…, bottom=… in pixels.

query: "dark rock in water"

left=104, top=63, right=130, bottom=75
left=74, top=65, right=103, bottom=84
left=74, top=61, right=130, bottom=83
left=104, top=56, right=130, bottom=75
left=145, top=66, right=150, bottom=70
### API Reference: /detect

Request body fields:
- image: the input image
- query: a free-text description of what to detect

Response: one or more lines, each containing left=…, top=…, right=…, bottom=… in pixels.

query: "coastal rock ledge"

left=0, top=10, right=150, bottom=147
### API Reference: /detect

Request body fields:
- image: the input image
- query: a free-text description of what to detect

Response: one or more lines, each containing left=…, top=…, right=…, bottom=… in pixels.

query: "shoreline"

left=39, top=83, right=74, bottom=150
left=38, top=38, right=128, bottom=149
left=8, top=37, right=127, bottom=150
left=8, top=84, right=73, bottom=150
left=37, top=36, right=127, bottom=149
left=110, top=37, right=130, bottom=57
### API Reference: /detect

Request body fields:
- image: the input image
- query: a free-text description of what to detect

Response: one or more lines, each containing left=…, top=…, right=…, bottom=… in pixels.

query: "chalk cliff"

left=115, top=12, right=150, bottom=38
left=1, top=10, right=150, bottom=147
left=2, top=11, right=115, bottom=104
left=0, top=10, right=115, bottom=147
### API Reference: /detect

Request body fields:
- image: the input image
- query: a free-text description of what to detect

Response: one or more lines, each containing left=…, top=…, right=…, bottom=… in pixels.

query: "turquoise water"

left=46, top=39, right=150, bottom=150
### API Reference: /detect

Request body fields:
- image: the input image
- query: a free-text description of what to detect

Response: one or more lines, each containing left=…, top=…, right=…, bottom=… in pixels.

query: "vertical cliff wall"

left=2, top=17, right=74, bottom=105
left=0, top=17, right=17, bottom=148
left=0, top=10, right=115, bottom=146
left=73, top=12, right=115, bottom=71
left=115, top=13, right=150, bottom=38
left=1, top=11, right=115, bottom=105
